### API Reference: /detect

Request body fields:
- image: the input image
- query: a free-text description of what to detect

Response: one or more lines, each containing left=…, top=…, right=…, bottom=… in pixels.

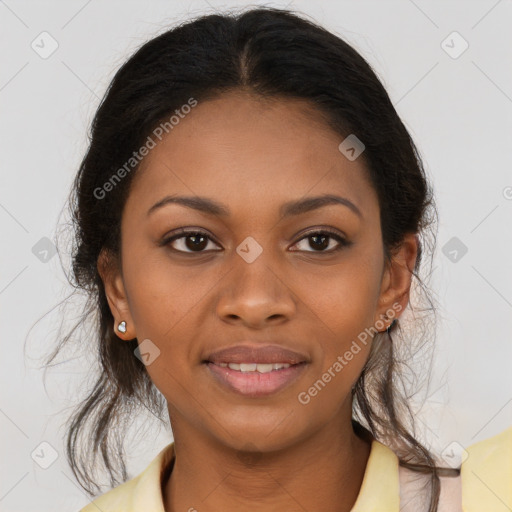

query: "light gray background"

left=1, top=1, right=511, bottom=510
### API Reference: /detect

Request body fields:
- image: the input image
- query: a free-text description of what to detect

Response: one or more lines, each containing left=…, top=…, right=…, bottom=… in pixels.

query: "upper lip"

left=205, top=343, right=309, bottom=365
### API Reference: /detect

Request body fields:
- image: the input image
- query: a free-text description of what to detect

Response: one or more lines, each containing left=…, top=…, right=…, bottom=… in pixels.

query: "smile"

left=205, top=361, right=307, bottom=397
left=216, top=362, right=291, bottom=372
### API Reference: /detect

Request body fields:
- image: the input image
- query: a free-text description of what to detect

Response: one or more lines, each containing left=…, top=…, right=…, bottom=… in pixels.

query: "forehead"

left=127, top=91, right=378, bottom=220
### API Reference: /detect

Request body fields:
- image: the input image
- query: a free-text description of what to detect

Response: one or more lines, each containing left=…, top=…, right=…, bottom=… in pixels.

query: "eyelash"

left=160, top=227, right=350, bottom=254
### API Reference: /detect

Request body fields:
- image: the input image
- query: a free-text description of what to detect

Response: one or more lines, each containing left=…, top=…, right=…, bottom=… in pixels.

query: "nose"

left=216, top=254, right=297, bottom=329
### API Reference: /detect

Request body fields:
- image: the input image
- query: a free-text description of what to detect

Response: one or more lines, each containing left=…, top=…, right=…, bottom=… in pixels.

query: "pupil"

left=186, top=234, right=207, bottom=251
left=310, top=234, right=328, bottom=250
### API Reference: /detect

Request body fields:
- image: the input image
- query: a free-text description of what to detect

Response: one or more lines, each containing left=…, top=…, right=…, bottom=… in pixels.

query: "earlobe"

left=375, top=233, right=419, bottom=326
left=97, top=248, right=136, bottom=339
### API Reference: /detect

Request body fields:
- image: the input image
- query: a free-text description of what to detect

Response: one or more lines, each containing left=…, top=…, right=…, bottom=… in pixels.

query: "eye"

left=161, top=228, right=221, bottom=253
left=291, top=229, right=350, bottom=253
left=161, top=227, right=350, bottom=254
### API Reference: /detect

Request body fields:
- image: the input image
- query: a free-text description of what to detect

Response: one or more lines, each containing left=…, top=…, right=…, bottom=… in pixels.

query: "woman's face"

left=100, top=90, right=416, bottom=452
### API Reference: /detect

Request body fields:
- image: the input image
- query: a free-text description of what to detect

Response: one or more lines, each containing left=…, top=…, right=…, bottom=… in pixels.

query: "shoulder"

left=399, top=426, right=512, bottom=512
left=78, top=442, right=175, bottom=512
left=461, top=425, right=512, bottom=512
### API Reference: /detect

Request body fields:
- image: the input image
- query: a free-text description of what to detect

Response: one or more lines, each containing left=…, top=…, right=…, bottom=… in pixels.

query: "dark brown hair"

left=42, top=6, right=453, bottom=511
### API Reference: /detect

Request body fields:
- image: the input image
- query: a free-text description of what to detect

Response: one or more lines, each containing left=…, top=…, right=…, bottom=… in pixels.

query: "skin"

left=98, top=90, right=418, bottom=512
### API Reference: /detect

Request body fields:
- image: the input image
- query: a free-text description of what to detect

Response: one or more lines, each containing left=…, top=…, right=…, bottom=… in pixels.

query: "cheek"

left=299, top=255, right=382, bottom=334
left=120, top=248, right=233, bottom=396
left=296, top=254, right=382, bottom=384
left=122, top=248, right=209, bottom=338
left=120, top=253, right=194, bottom=384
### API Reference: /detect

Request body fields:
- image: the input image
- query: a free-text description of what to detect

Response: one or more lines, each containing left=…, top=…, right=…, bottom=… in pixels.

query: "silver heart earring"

left=117, top=321, right=127, bottom=333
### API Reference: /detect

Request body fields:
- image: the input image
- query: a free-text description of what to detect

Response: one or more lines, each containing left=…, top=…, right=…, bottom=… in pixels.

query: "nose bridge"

left=216, top=238, right=296, bottom=325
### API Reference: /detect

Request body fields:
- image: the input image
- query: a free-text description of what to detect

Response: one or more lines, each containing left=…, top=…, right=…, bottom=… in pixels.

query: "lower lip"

left=205, top=362, right=307, bottom=397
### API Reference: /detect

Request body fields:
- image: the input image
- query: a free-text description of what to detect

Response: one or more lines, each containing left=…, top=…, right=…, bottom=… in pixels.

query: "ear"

left=97, top=248, right=137, bottom=340
left=374, top=233, right=419, bottom=328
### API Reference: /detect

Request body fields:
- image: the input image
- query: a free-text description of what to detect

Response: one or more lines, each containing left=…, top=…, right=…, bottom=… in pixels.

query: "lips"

left=205, top=344, right=309, bottom=365
left=203, top=343, right=309, bottom=397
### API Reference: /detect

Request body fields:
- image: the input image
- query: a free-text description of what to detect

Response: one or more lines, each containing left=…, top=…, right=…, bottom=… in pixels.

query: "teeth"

left=254, top=363, right=273, bottom=373
left=220, top=362, right=291, bottom=372
left=240, top=363, right=257, bottom=372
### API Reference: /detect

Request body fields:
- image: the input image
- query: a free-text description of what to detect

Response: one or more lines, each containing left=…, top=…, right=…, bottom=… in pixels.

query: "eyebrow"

left=147, top=194, right=362, bottom=219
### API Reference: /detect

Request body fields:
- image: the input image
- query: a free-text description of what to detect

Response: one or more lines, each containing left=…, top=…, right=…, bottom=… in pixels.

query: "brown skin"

left=98, top=90, right=418, bottom=511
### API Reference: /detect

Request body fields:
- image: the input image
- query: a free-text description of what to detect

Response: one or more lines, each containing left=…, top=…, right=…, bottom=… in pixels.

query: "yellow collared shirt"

left=79, top=426, right=512, bottom=512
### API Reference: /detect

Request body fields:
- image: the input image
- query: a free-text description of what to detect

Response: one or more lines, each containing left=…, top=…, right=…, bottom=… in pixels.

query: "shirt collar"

left=350, top=439, right=400, bottom=511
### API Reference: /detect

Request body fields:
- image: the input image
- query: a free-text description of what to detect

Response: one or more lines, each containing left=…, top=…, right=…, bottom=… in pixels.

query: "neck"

left=162, top=416, right=373, bottom=512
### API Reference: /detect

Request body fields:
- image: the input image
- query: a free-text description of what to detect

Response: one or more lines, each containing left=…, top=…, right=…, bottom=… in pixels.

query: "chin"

left=210, top=416, right=307, bottom=454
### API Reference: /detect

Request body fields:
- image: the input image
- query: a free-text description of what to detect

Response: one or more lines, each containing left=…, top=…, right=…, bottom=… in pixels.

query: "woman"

left=48, top=6, right=510, bottom=512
